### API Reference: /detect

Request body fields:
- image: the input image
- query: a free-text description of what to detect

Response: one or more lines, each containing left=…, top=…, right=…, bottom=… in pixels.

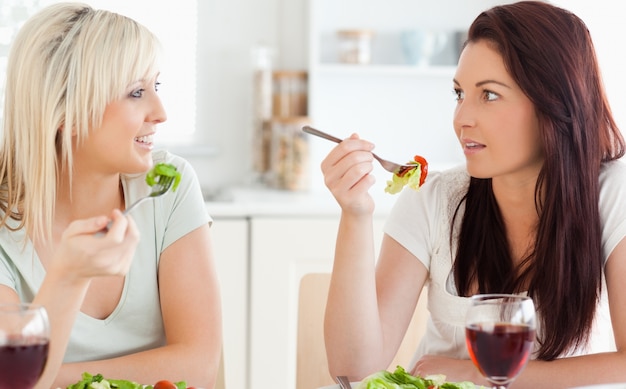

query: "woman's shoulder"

left=395, top=164, right=469, bottom=214
left=424, top=164, right=469, bottom=198
left=123, top=150, right=194, bottom=183
left=434, top=164, right=469, bottom=184
left=601, top=158, right=626, bottom=176
left=151, top=149, right=191, bottom=170
left=600, top=158, right=626, bottom=190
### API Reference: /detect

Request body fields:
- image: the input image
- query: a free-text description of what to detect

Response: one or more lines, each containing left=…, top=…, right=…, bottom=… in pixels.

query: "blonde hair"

left=0, top=2, right=161, bottom=242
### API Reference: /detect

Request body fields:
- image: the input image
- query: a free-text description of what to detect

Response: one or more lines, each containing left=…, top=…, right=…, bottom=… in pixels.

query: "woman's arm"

left=326, top=230, right=429, bottom=381
left=322, top=134, right=428, bottom=380
left=53, top=223, right=221, bottom=388
left=32, top=212, right=140, bottom=389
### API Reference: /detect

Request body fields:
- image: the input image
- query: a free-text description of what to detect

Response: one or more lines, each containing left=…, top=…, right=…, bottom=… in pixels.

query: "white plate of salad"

left=64, top=372, right=191, bottom=389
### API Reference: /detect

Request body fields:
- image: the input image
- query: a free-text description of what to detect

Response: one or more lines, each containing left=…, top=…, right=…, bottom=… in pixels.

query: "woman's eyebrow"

left=453, top=78, right=512, bottom=89
left=476, top=79, right=512, bottom=89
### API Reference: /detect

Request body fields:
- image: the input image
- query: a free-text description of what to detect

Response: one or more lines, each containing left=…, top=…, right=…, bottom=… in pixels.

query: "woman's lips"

left=134, top=134, right=154, bottom=149
left=462, top=139, right=485, bottom=155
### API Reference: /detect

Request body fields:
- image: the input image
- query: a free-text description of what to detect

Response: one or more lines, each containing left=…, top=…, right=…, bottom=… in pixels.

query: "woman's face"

left=453, top=40, right=544, bottom=182
left=74, top=74, right=167, bottom=175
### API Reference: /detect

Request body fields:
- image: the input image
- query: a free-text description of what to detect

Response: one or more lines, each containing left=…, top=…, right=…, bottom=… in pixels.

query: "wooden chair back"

left=215, top=348, right=225, bottom=389
left=296, top=272, right=429, bottom=389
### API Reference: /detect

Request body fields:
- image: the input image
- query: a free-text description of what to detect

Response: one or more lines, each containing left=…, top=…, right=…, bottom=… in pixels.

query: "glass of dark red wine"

left=465, top=294, right=536, bottom=389
left=0, top=303, right=50, bottom=389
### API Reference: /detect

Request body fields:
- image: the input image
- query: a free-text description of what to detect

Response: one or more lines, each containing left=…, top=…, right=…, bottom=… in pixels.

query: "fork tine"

left=158, top=176, right=174, bottom=192
left=148, top=176, right=173, bottom=197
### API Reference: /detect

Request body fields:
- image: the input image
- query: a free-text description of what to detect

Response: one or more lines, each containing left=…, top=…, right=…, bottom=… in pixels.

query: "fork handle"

left=123, top=196, right=150, bottom=216
left=302, top=125, right=343, bottom=144
left=336, top=376, right=352, bottom=389
left=303, top=125, right=400, bottom=172
left=95, top=196, right=149, bottom=236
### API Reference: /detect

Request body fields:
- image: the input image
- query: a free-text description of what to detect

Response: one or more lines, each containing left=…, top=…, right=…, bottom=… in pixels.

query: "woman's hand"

left=320, top=133, right=377, bottom=215
left=49, top=209, right=140, bottom=281
left=412, top=355, right=485, bottom=385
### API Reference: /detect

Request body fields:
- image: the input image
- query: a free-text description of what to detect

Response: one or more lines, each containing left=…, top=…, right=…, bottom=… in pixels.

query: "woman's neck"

left=55, top=170, right=124, bottom=225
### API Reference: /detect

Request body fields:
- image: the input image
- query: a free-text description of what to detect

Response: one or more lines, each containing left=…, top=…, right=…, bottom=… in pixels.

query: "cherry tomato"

left=153, top=380, right=178, bottom=389
left=413, top=155, right=428, bottom=186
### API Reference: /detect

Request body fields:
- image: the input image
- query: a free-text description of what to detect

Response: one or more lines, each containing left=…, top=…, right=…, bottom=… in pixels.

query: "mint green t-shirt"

left=0, top=149, right=212, bottom=362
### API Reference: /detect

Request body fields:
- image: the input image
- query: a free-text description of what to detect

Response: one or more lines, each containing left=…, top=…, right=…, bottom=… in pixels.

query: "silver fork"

left=302, top=125, right=414, bottom=176
left=123, top=175, right=175, bottom=215
left=97, top=175, right=175, bottom=234
left=336, top=375, right=352, bottom=389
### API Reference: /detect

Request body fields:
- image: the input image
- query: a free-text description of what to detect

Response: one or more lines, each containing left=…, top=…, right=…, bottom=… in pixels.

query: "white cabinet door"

left=210, top=217, right=249, bottom=389
left=248, top=216, right=387, bottom=389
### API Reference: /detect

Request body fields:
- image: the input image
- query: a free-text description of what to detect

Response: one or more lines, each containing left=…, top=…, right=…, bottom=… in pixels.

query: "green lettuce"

left=384, top=164, right=422, bottom=195
left=66, top=372, right=186, bottom=389
left=146, top=162, right=182, bottom=192
left=356, top=366, right=479, bottom=389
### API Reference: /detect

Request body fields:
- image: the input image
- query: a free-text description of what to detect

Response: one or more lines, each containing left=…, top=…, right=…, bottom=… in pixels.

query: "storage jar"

left=337, top=29, right=374, bottom=64
left=269, top=116, right=311, bottom=191
left=272, top=70, right=308, bottom=117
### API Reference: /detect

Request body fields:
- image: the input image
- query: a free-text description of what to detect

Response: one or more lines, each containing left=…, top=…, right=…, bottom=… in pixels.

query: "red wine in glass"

left=466, top=323, right=535, bottom=386
left=465, top=294, right=536, bottom=389
left=0, top=303, right=50, bottom=389
left=0, top=339, right=49, bottom=389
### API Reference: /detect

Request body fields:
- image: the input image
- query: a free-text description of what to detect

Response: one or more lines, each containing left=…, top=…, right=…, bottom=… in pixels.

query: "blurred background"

left=2, top=0, right=623, bottom=196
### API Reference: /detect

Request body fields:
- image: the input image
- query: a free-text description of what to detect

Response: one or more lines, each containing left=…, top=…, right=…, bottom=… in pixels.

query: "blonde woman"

left=0, top=3, right=222, bottom=388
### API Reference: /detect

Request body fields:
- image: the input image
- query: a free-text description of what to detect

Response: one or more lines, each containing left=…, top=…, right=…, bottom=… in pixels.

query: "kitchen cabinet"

left=211, top=211, right=385, bottom=389
left=247, top=215, right=388, bottom=389
left=210, top=217, right=250, bottom=389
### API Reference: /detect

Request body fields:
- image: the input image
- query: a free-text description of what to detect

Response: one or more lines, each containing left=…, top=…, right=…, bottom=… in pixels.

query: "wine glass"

left=0, top=303, right=50, bottom=389
left=465, top=294, right=536, bottom=389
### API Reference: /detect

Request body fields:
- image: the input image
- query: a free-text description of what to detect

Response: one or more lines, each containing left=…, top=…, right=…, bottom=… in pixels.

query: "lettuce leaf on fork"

left=146, top=162, right=182, bottom=192
left=384, top=164, right=422, bottom=194
left=384, top=155, right=428, bottom=195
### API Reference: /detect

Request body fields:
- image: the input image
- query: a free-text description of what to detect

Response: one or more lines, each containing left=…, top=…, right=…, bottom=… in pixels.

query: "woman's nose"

left=149, top=94, right=167, bottom=124
left=453, top=99, right=476, bottom=129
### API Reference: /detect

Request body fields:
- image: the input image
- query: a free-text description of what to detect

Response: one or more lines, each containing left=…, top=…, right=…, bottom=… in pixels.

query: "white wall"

left=550, top=0, right=626, bottom=130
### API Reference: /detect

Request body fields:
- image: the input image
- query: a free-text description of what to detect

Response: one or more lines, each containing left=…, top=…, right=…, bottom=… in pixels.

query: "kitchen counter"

left=204, top=186, right=398, bottom=218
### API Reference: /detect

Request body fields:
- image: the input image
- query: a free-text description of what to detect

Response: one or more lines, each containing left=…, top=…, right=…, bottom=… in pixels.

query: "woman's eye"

left=130, top=89, right=145, bottom=98
left=155, top=82, right=161, bottom=92
left=484, top=90, right=499, bottom=101
left=453, top=88, right=464, bottom=101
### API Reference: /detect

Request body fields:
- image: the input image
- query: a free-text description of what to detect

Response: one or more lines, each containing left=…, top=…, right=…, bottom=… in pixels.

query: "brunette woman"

left=321, top=2, right=626, bottom=387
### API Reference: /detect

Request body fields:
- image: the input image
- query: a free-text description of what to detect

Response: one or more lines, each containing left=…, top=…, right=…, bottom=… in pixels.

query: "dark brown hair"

left=453, top=1, right=625, bottom=360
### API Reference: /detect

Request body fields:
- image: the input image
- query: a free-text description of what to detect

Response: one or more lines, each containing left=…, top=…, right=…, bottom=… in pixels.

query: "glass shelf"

left=313, top=63, right=456, bottom=78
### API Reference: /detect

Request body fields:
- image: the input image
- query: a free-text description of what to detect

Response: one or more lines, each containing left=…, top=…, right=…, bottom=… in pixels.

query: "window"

left=0, top=0, right=198, bottom=146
